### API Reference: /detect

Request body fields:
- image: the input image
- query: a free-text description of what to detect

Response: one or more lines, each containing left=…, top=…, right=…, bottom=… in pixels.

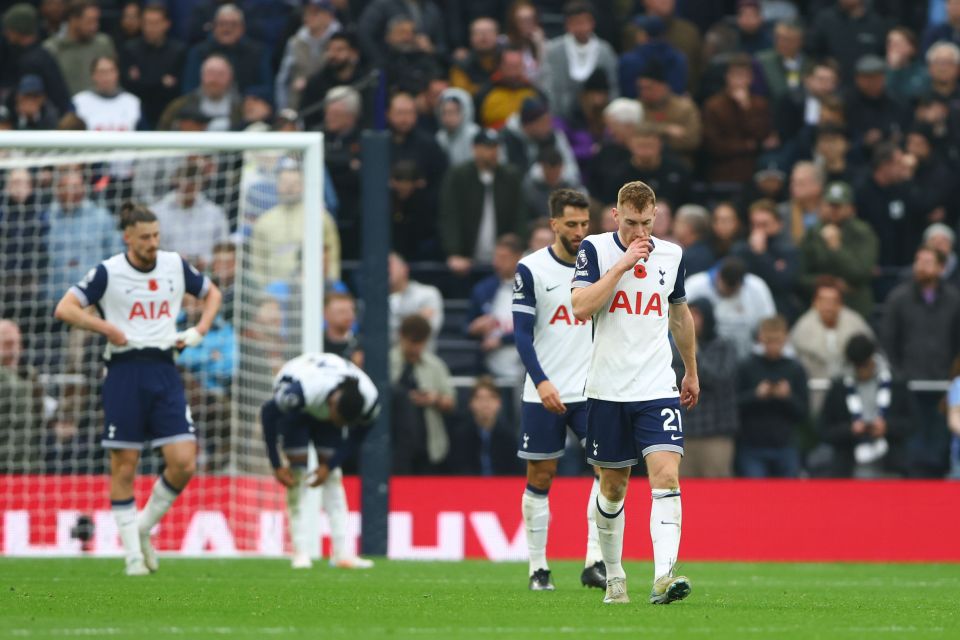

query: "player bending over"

left=261, top=352, right=378, bottom=569
left=513, top=189, right=605, bottom=591
left=54, top=203, right=222, bottom=576
left=571, top=181, right=699, bottom=605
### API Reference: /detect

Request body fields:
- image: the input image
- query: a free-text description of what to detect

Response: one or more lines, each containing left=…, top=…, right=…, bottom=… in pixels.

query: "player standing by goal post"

left=54, top=203, right=222, bottom=576
left=570, top=181, right=699, bottom=605
left=512, top=188, right=605, bottom=591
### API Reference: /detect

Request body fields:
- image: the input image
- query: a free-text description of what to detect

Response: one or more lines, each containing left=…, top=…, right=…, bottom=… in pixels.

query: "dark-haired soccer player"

left=513, top=188, right=605, bottom=591
left=54, top=202, right=222, bottom=576
left=261, top=352, right=379, bottom=569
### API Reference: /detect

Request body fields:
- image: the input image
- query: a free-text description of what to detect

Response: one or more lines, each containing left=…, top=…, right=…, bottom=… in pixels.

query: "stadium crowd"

left=2, top=0, right=960, bottom=480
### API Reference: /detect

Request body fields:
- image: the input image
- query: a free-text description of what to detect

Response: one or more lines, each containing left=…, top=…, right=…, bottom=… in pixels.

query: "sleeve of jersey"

left=260, top=399, right=284, bottom=469
left=511, top=263, right=536, bottom=315
left=181, top=258, right=212, bottom=298
left=669, top=255, right=687, bottom=304
left=69, top=264, right=108, bottom=307
left=571, top=240, right=600, bottom=289
left=325, top=424, right=370, bottom=471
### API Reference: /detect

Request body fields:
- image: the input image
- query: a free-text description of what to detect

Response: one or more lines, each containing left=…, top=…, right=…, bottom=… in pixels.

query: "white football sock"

left=595, top=493, right=626, bottom=580
left=138, top=475, right=181, bottom=535
left=112, top=498, right=142, bottom=564
left=521, top=485, right=550, bottom=575
left=285, top=467, right=309, bottom=556
left=585, top=477, right=602, bottom=566
left=322, top=468, right=350, bottom=560
left=650, top=488, right=682, bottom=581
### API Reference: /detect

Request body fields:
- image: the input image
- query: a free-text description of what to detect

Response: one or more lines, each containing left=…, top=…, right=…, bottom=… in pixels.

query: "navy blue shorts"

left=277, top=413, right=344, bottom=459
left=518, top=401, right=587, bottom=460
left=101, top=360, right=195, bottom=450
left=585, top=397, right=684, bottom=468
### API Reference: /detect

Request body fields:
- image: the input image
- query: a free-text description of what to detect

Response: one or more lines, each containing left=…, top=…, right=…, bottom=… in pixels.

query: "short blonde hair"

left=616, top=180, right=656, bottom=212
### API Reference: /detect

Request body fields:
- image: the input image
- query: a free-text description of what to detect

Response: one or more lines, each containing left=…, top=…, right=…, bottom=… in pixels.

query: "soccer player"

left=54, top=203, right=222, bottom=576
left=571, top=181, right=700, bottom=605
left=513, top=188, right=605, bottom=591
left=261, top=352, right=379, bottom=569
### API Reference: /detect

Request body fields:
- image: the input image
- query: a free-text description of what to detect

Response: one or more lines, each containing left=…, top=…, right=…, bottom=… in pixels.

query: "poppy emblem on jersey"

left=634, top=263, right=647, bottom=279
left=148, top=279, right=158, bottom=291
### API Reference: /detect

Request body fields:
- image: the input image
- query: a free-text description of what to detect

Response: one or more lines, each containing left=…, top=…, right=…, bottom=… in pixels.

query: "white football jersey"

left=71, top=250, right=211, bottom=360
left=513, top=246, right=592, bottom=403
left=273, top=352, right=379, bottom=423
left=572, top=233, right=686, bottom=402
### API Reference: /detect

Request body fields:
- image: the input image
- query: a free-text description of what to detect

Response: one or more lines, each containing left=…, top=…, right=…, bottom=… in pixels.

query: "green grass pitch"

left=2, top=559, right=959, bottom=639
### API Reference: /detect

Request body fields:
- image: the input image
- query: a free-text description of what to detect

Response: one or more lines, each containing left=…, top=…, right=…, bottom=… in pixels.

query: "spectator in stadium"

left=43, top=0, right=116, bottom=96
left=176, top=292, right=235, bottom=396
left=923, top=223, right=960, bottom=289
left=505, top=1, right=545, bottom=84
left=475, top=47, right=542, bottom=130
left=357, top=0, right=446, bottom=67
left=670, top=298, right=739, bottom=478
left=672, top=204, right=716, bottom=276
left=210, top=241, right=236, bottom=324
left=446, top=376, right=520, bottom=476
left=150, top=162, right=229, bottom=270
left=813, top=124, right=863, bottom=186
left=390, top=314, right=455, bottom=475
left=702, top=53, right=775, bottom=184
left=250, top=166, right=340, bottom=286
left=0, top=319, right=46, bottom=473
left=884, top=26, right=928, bottom=101
left=708, top=202, right=743, bottom=261
left=844, top=55, right=909, bottom=154
left=181, top=4, right=271, bottom=94
left=556, top=69, right=611, bottom=177
left=922, top=0, right=960, bottom=53
left=855, top=143, right=924, bottom=270
left=732, top=199, right=799, bottom=318
left=735, top=315, right=809, bottom=478
left=388, top=252, right=443, bottom=346
left=685, top=256, right=777, bottom=359
left=9, top=74, right=59, bottom=130
left=113, top=1, right=141, bottom=48
left=949, top=355, right=960, bottom=479
left=466, top=234, right=524, bottom=380
left=756, top=18, right=810, bottom=103
left=541, top=1, right=618, bottom=121
left=775, top=60, right=840, bottom=154
left=0, top=168, right=47, bottom=323
left=798, top=181, right=878, bottom=318
left=324, top=291, right=363, bottom=367
left=72, top=56, right=141, bottom=132
left=43, top=168, right=122, bottom=300
left=586, top=97, right=642, bottom=198
left=805, top=0, right=888, bottom=86
left=883, top=245, right=960, bottom=477
left=619, top=15, right=687, bottom=98
left=388, top=91, right=448, bottom=214
left=119, top=3, right=185, bottom=130
left=37, top=0, right=66, bottom=39
left=779, top=161, right=825, bottom=243
left=634, top=59, right=702, bottom=167
left=818, top=333, right=911, bottom=478
left=274, top=0, right=340, bottom=112
left=604, top=124, right=690, bottom=207
left=157, top=55, right=242, bottom=132
left=411, top=74, right=449, bottom=135
left=379, top=15, right=443, bottom=96
left=439, top=129, right=526, bottom=275
left=501, top=97, right=580, bottom=184
left=321, top=86, right=363, bottom=259
left=919, top=42, right=960, bottom=112
left=435, top=87, right=481, bottom=167
left=239, top=85, right=275, bottom=129
left=389, top=161, right=435, bottom=262
left=526, top=218, right=554, bottom=254
left=790, top=279, right=875, bottom=402
left=1, top=2, right=72, bottom=115
left=449, top=17, right=502, bottom=97
left=640, top=0, right=703, bottom=91
left=300, top=32, right=368, bottom=131
left=905, top=125, right=955, bottom=226
left=522, top=147, right=585, bottom=220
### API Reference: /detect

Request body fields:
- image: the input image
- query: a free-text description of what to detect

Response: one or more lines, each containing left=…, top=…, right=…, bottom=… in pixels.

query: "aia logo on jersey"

left=608, top=290, right=663, bottom=316
left=148, top=279, right=158, bottom=291
left=129, top=300, right=172, bottom=320
left=549, top=305, right=588, bottom=325
left=634, top=263, right=647, bottom=279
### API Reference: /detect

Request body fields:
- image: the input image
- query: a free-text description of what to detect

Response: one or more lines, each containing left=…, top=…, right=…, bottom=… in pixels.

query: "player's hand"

left=409, top=389, right=437, bottom=408
left=274, top=466, right=296, bottom=488
left=680, top=372, right=699, bottom=410
left=309, top=463, right=330, bottom=487
left=447, top=255, right=473, bottom=276
left=616, top=237, right=651, bottom=273
left=104, top=324, right=128, bottom=346
left=870, top=416, right=887, bottom=438
left=536, top=380, right=566, bottom=414
left=852, top=419, right=868, bottom=436
left=756, top=380, right=772, bottom=398
left=175, top=327, right=204, bottom=350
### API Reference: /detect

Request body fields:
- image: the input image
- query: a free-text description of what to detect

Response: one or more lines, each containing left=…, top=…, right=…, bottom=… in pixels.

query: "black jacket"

left=882, top=280, right=960, bottom=380
left=0, top=40, right=71, bottom=115
left=445, top=414, right=521, bottom=476
left=608, top=153, right=691, bottom=210
left=732, top=235, right=800, bottom=319
left=120, top=37, right=187, bottom=128
left=736, top=354, right=809, bottom=448
left=854, top=175, right=924, bottom=268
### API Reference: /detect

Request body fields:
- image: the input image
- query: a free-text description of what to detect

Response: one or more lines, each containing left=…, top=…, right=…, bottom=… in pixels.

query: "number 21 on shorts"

left=661, top=408, right=682, bottom=432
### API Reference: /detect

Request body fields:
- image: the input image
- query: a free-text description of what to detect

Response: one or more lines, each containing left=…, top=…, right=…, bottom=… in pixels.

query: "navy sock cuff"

left=111, top=497, right=135, bottom=508
left=596, top=497, right=624, bottom=519
left=525, top=483, right=549, bottom=497
left=160, top=475, right=183, bottom=495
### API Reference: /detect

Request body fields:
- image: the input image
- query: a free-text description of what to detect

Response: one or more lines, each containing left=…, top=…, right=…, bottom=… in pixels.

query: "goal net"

left=0, top=131, right=326, bottom=557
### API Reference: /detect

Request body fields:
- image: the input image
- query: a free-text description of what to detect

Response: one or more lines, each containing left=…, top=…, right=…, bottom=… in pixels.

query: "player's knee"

left=600, top=474, right=628, bottom=501
left=526, top=461, right=557, bottom=490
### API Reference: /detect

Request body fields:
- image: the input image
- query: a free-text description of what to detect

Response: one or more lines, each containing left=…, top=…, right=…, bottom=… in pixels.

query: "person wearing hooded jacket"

left=435, top=87, right=481, bottom=167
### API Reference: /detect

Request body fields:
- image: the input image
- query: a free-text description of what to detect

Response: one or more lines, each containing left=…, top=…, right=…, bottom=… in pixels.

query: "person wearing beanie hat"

left=541, top=1, right=618, bottom=121
left=618, top=16, right=688, bottom=98
left=12, top=74, right=60, bottom=130
left=2, top=3, right=72, bottom=114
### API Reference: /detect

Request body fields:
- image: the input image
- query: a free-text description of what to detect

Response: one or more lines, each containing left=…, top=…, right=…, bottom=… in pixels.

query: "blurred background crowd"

left=1, top=0, right=960, bottom=480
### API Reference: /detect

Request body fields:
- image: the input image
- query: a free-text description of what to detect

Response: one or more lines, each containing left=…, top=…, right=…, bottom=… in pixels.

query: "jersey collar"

left=547, top=245, right=575, bottom=267
left=612, top=232, right=656, bottom=253
left=124, top=252, right=158, bottom=274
